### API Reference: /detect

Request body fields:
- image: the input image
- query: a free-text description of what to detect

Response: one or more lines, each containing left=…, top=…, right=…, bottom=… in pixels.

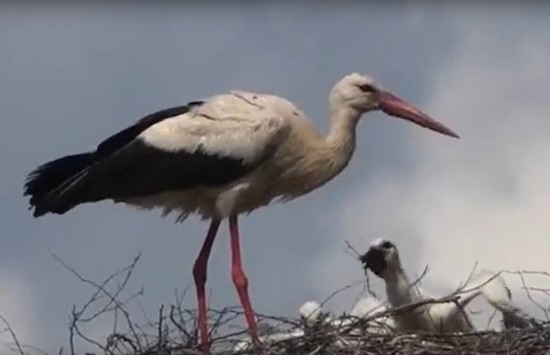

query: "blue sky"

left=2, top=3, right=550, bottom=354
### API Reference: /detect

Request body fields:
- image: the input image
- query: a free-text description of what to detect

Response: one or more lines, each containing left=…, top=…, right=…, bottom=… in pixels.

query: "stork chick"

left=360, top=238, right=531, bottom=333
left=349, top=295, right=395, bottom=334
left=299, top=298, right=395, bottom=335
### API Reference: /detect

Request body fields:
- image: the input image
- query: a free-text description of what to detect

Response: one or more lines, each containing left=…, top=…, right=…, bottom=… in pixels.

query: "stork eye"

left=381, top=241, right=393, bottom=249
left=358, top=84, right=378, bottom=93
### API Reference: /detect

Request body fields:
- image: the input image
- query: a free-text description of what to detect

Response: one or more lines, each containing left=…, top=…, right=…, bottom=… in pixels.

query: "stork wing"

left=38, top=95, right=290, bottom=214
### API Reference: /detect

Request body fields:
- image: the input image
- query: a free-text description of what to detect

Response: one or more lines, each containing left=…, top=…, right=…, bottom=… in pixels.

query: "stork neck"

left=326, top=106, right=361, bottom=145
left=384, top=267, right=420, bottom=307
left=323, top=106, right=361, bottom=173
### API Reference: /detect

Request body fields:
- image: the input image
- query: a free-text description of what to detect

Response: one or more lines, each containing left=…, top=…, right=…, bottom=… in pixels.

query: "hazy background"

left=2, top=3, right=550, bottom=353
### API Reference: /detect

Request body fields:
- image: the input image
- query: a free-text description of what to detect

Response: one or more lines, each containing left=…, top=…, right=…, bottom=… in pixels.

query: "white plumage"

left=140, top=92, right=290, bottom=167
left=232, top=320, right=305, bottom=353
left=298, top=297, right=395, bottom=335
left=349, top=295, right=395, bottom=333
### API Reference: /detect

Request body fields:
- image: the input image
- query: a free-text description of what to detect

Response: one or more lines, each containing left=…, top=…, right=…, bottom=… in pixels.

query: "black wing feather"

left=46, top=139, right=257, bottom=214
left=96, top=103, right=201, bottom=158
left=24, top=101, right=224, bottom=217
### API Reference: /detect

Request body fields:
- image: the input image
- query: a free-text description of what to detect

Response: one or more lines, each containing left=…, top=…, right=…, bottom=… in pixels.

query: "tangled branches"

left=1, top=253, right=550, bottom=355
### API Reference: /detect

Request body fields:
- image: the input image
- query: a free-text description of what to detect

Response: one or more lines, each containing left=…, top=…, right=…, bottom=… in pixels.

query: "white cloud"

left=310, top=9, right=550, bottom=328
left=0, top=270, right=41, bottom=353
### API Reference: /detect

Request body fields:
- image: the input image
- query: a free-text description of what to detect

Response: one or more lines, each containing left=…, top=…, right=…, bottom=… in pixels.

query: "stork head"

left=359, top=238, right=401, bottom=279
left=330, top=73, right=459, bottom=139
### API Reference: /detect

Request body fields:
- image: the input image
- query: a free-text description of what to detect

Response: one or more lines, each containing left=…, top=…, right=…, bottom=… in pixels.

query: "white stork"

left=23, top=73, right=458, bottom=351
left=359, top=238, right=532, bottom=333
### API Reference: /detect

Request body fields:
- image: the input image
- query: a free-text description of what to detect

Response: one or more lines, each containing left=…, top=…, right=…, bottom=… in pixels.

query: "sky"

left=1, top=2, right=550, bottom=354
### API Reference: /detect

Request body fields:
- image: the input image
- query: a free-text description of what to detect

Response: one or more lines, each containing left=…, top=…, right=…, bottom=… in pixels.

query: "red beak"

left=378, top=91, right=459, bottom=139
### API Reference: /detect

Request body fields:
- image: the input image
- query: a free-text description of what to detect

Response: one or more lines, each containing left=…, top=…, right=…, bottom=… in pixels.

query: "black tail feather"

left=23, top=102, right=206, bottom=218
left=24, top=153, right=95, bottom=217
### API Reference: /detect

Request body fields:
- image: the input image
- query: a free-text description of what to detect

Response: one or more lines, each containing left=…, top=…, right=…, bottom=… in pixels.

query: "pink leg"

left=192, top=218, right=221, bottom=352
left=228, top=216, right=258, bottom=337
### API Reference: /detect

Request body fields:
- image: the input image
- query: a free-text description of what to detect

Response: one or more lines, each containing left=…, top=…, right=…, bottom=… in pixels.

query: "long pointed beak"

left=378, top=91, right=459, bottom=139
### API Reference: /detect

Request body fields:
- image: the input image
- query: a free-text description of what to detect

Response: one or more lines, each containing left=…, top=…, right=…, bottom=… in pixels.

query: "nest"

left=3, top=253, right=550, bottom=355
left=228, top=322, right=550, bottom=355
left=59, top=310, right=550, bottom=355
left=9, top=305, right=543, bottom=355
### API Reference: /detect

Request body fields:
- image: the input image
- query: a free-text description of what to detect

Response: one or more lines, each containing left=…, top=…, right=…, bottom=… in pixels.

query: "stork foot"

left=195, top=315, right=211, bottom=353
left=198, top=342, right=211, bottom=354
left=251, top=332, right=263, bottom=348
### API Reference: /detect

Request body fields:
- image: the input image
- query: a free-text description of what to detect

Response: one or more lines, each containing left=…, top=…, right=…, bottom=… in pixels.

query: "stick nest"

left=3, top=252, right=550, bottom=355
left=227, top=320, right=550, bottom=355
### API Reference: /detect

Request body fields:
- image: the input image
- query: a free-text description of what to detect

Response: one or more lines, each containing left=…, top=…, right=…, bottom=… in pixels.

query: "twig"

left=50, top=250, right=144, bottom=354
left=0, top=315, right=24, bottom=355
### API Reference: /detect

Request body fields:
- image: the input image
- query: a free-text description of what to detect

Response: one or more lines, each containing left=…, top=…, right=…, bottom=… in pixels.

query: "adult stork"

left=23, top=72, right=458, bottom=351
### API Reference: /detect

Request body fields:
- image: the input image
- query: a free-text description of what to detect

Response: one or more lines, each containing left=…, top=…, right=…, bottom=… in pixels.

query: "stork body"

left=350, top=295, right=395, bottom=333
left=360, top=238, right=532, bottom=333
left=24, top=73, right=458, bottom=352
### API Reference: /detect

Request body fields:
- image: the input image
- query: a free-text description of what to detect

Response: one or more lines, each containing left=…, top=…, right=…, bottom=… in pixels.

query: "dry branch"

left=2, top=254, right=550, bottom=355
